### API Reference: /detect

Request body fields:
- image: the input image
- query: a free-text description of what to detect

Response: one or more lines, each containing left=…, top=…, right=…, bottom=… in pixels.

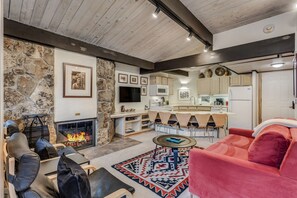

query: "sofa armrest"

left=52, top=143, right=66, bottom=150
left=189, top=149, right=297, bottom=198
left=229, top=128, right=254, bottom=138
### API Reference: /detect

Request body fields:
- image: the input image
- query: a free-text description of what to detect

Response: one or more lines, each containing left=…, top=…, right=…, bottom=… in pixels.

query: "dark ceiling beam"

left=163, top=70, right=188, bottom=76
left=140, top=34, right=295, bottom=74
left=4, top=19, right=154, bottom=70
left=149, top=0, right=213, bottom=45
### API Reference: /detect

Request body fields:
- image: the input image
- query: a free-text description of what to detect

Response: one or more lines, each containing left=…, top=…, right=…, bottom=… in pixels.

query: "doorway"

left=261, top=70, right=295, bottom=121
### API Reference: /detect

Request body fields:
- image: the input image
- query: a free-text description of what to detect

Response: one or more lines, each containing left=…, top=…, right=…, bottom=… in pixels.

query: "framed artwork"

left=140, top=76, right=148, bottom=85
left=141, top=86, right=147, bottom=96
left=63, top=63, right=93, bottom=98
left=178, top=89, right=190, bottom=101
left=130, top=75, right=138, bottom=84
left=118, top=73, right=128, bottom=83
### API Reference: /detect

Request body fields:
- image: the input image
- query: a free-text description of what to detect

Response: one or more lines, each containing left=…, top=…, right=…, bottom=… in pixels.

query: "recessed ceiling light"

left=263, top=24, right=275, bottom=34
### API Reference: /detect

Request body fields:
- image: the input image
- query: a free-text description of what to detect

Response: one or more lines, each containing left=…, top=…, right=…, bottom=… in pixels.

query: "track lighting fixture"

left=203, top=44, right=211, bottom=52
left=152, top=6, right=161, bottom=18
left=186, top=32, right=193, bottom=41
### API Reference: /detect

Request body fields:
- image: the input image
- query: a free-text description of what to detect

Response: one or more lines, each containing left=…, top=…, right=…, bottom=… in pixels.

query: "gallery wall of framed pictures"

left=117, top=72, right=148, bottom=96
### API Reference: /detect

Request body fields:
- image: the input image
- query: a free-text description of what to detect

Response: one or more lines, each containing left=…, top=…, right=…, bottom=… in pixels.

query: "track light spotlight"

left=204, top=44, right=211, bottom=52
left=186, top=32, right=193, bottom=41
left=152, top=7, right=161, bottom=18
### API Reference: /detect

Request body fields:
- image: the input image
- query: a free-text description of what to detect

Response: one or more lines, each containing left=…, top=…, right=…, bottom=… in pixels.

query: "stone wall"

left=96, top=58, right=115, bottom=145
left=4, top=37, right=55, bottom=142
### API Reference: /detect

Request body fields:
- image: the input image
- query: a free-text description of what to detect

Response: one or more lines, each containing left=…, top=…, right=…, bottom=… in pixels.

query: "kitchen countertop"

left=111, top=111, right=148, bottom=118
left=173, top=104, right=228, bottom=108
left=157, top=110, right=234, bottom=115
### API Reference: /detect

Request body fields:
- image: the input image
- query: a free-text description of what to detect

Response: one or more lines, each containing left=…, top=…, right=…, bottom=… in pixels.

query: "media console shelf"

left=111, top=111, right=152, bottom=136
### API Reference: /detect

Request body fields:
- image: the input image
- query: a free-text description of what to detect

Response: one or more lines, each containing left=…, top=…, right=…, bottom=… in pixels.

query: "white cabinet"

left=197, top=78, right=211, bottom=95
left=230, top=74, right=252, bottom=86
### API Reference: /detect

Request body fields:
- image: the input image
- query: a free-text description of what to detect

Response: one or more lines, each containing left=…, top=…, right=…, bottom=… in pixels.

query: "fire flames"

left=67, top=132, right=87, bottom=142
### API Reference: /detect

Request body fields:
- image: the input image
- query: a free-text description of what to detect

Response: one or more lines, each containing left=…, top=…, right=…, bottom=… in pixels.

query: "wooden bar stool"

left=194, top=113, right=212, bottom=141
left=148, top=111, right=159, bottom=133
left=175, top=113, right=192, bottom=135
left=209, top=113, right=228, bottom=138
left=159, top=112, right=173, bottom=134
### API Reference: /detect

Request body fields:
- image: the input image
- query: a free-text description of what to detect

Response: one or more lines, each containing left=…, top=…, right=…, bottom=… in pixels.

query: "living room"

left=1, top=1, right=297, bottom=198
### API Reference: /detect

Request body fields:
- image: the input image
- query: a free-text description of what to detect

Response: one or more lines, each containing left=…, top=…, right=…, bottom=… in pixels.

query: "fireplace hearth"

left=55, top=118, right=96, bottom=150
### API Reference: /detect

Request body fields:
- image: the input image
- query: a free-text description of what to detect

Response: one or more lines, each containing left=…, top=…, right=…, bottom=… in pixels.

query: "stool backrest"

left=148, top=111, right=158, bottom=123
left=195, top=114, right=211, bottom=128
left=159, top=112, right=171, bottom=125
left=212, top=114, right=227, bottom=128
left=176, top=113, right=192, bottom=128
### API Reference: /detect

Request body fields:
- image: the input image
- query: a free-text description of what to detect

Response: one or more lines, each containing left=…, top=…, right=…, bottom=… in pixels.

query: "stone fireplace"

left=55, top=118, right=96, bottom=150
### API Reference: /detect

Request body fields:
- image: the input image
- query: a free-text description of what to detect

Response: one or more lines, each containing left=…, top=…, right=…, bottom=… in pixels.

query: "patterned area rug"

left=112, top=147, right=189, bottom=198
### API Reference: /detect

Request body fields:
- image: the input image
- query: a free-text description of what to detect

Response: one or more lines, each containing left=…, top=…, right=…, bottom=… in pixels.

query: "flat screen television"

left=119, top=86, right=141, bottom=102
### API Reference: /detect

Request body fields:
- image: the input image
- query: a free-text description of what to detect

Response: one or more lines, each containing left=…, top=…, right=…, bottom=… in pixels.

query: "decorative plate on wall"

left=224, top=69, right=232, bottom=76
left=199, top=73, right=205, bottom=78
left=205, top=69, right=213, bottom=78
left=215, top=67, right=225, bottom=76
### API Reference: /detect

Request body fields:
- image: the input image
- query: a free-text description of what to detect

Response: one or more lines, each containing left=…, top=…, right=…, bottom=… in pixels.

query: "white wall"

left=115, top=63, right=150, bottom=112
left=54, top=49, right=97, bottom=122
left=213, top=11, right=297, bottom=50
left=168, top=71, right=198, bottom=105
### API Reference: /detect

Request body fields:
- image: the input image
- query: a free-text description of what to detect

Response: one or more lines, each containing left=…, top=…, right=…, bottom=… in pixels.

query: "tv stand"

left=111, top=111, right=152, bottom=136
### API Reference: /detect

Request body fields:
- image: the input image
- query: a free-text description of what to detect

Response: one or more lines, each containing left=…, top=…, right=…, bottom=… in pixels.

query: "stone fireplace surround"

left=4, top=37, right=115, bottom=145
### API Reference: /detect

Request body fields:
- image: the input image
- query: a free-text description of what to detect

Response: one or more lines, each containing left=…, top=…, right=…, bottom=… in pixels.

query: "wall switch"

left=75, top=113, right=80, bottom=116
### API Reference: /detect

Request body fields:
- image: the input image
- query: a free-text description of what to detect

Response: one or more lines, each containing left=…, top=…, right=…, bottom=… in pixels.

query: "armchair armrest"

left=188, top=149, right=297, bottom=198
left=47, top=164, right=97, bottom=181
left=229, top=128, right=254, bottom=138
left=105, top=188, right=133, bottom=198
left=52, top=143, right=66, bottom=150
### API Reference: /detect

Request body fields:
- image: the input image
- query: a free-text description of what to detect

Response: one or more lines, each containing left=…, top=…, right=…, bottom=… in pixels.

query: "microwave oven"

left=150, top=85, right=169, bottom=96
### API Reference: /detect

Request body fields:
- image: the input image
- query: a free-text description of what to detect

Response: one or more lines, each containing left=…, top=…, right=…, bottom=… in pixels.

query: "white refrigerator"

left=228, top=86, right=253, bottom=130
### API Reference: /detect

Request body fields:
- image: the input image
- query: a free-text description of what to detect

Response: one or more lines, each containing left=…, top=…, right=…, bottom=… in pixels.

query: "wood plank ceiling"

left=4, top=0, right=204, bottom=62
left=181, top=0, right=295, bottom=33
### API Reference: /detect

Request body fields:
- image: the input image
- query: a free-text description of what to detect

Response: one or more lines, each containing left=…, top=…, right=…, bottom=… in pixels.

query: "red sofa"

left=189, top=126, right=297, bottom=198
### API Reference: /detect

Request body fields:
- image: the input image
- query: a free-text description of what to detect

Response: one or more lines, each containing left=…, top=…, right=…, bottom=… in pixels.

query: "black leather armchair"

left=5, top=132, right=135, bottom=198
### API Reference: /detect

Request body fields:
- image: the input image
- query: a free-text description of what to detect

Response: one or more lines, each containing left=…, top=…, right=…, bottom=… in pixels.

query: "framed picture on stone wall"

left=63, top=63, right=93, bottom=98
left=130, top=75, right=138, bottom=84
left=118, top=73, right=128, bottom=83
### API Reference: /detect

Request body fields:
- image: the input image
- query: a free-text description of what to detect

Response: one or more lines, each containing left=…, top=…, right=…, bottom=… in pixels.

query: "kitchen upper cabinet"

left=230, top=75, right=241, bottom=86
left=241, top=74, right=252, bottom=86
left=150, top=76, right=162, bottom=85
left=230, top=74, right=252, bottom=86
left=210, top=78, right=220, bottom=95
left=197, top=78, right=211, bottom=95
left=219, top=76, right=230, bottom=94
left=167, top=78, right=174, bottom=95
left=198, top=76, right=230, bottom=95
left=161, top=77, right=168, bottom=85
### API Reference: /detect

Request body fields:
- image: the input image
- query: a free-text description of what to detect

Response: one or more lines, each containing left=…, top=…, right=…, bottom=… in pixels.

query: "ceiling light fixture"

left=203, top=44, right=211, bottom=52
left=186, top=32, right=193, bottom=41
left=152, top=6, right=161, bottom=18
left=271, top=55, right=284, bottom=68
left=295, top=3, right=297, bottom=8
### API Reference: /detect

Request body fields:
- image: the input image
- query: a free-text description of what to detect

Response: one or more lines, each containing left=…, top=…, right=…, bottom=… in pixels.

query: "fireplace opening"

left=55, top=118, right=96, bottom=150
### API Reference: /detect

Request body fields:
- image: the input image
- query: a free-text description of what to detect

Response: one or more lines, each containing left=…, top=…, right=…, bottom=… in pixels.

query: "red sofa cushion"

left=219, top=134, right=254, bottom=149
left=248, top=125, right=291, bottom=168
left=206, top=142, right=248, bottom=160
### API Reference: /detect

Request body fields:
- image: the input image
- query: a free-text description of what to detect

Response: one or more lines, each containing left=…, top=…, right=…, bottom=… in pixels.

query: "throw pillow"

left=35, top=138, right=59, bottom=160
left=57, top=154, right=91, bottom=198
left=248, top=125, right=291, bottom=168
